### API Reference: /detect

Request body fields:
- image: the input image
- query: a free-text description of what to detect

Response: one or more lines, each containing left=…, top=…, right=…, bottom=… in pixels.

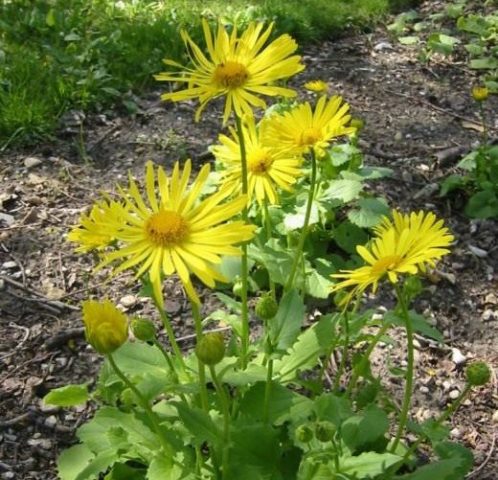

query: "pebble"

left=442, top=380, right=452, bottom=391
left=24, top=156, right=42, bottom=169
left=119, top=294, right=137, bottom=308
left=28, top=438, right=52, bottom=450
left=1, top=261, right=17, bottom=270
left=44, top=415, right=58, bottom=428
left=450, top=427, right=462, bottom=439
left=492, top=410, right=498, bottom=424
left=481, top=309, right=498, bottom=322
left=468, top=244, right=487, bottom=258
left=449, top=389, right=460, bottom=400
left=2, top=472, right=15, bottom=479
left=451, top=348, right=467, bottom=365
left=420, top=386, right=429, bottom=394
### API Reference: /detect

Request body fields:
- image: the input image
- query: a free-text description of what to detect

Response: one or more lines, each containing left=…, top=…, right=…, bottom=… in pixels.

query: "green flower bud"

left=350, top=117, right=365, bottom=133
left=466, top=361, right=491, bottom=387
left=295, top=424, right=313, bottom=443
left=232, top=278, right=243, bottom=298
left=472, top=86, right=489, bottom=102
left=131, top=317, right=156, bottom=342
left=195, top=332, right=225, bottom=365
left=255, top=294, right=278, bottom=320
left=315, top=421, right=337, bottom=442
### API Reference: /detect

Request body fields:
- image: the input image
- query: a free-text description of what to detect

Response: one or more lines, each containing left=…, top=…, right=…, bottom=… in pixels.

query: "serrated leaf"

left=385, top=311, right=444, bottom=343
left=339, top=451, right=402, bottom=477
left=147, top=456, right=181, bottom=480
left=274, top=314, right=340, bottom=382
left=348, top=197, right=390, bottom=228
left=270, top=289, right=305, bottom=351
left=44, top=384, right=89, bottom=407
left=305, top=268, right=334, bottom=299
left=174, top=403, right=222, bottom=446
left=470, top=57, right=498, bottom=69
left=465, top=190, right=498, bottom=219
left=333, top=220, right=369, bottom=254
left=106, top=463, right=146, bottom=479
left=399, top=36, right=419, bottom=45
left=325, top=179, right=363, bottom=202
left=58, top=444, right=95, bottom=480
left=283, top=202, right=320, bottom=231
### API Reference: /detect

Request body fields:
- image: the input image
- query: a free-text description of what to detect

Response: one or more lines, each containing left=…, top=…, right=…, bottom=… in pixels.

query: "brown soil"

left=1, top=9, right=497, bottom=480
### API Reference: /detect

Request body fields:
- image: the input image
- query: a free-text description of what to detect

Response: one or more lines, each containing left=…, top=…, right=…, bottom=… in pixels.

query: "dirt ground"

left=1, top=8, right=497, bottom=480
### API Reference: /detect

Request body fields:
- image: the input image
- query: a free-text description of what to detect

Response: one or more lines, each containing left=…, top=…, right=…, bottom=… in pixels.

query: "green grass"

left=0, top=0, right=417, bottom=148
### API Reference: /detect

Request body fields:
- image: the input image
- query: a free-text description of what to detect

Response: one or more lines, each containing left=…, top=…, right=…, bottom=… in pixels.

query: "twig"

left=87, top=123, right=121, bottom=153
left=466, top=433, right=496, bottom=479
left=0, top=411, right=33, bottom=428
left=0, top=242, right=26, bottom=287
left=45, top=327, right=85, bottom=350
left=382, top=88, right=498, bottom=132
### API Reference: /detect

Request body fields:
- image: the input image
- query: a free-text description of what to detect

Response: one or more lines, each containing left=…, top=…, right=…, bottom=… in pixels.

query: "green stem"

left=479, top=103, right=488, bottom=144
left=346, top=322, right=390, bottom=396
left=191, top=301, right=210, bottom=413
left=152, top=294, right=187, bottom=377
left=209, top=365, right=231, bottom=480
left=234, top=114, right=250, bottom=369
left=402, top=384, right=471, bottom=462
left=285, top=149, right=318, bottom=291
left=262, top=200, right=276, bottom=299
left=263, top=327, right=274, bottom=424
left=391, top=283, right=415, bottom=452
left=108, top=354, right=171, bottom=455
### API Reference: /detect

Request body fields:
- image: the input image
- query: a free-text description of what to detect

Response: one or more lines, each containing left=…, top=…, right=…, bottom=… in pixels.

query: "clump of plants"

left=45, top=18, right=491, bottom=480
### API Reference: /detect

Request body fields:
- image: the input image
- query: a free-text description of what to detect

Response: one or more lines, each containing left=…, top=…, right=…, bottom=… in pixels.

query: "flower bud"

left=315, top=421, right=337, bottom=442
left=82, top=299, right=128, bottom=355
left=465, top=361, right=491, bottom=386
left=350, top=117, right=365, bottom=133
left=195, top=332, right=225, bottom=365
left=295, top=424, right=313, bottom=443
left=472, top=86, right=489, bottom=102
left=255, top=294, right=278, bottom=320
left=232, top=278, right=243, bottom=298
left=131, top=317, right=156, bottom=342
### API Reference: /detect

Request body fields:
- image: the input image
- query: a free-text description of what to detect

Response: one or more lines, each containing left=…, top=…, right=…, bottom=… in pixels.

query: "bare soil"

left=1, top=11, right=497, bottom=480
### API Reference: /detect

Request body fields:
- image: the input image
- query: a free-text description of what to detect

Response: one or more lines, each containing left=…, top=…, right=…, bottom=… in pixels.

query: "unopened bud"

left=466, top=361, right=491, bottom=386
left=131, top=317, right=156, bottom=342
left=195, top=332, right=225, bottom=365
left=255, top=294, right=278, bottom=320
left=350, top=117, right=365, bottom=133
left=315, top=421, right=337, bottom=442
left=295, top=424, right=313, bottom=443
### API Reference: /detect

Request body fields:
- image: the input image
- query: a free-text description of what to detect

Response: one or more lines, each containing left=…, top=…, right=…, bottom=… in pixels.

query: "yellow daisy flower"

left=304, top=80, right=328, bottom=94
left=82, top=299, right=128, bottom=355
left=210, top=115, right=303, bottom=204
left=155, top=19, right=304, bottom=124
left=97, top=160, right=255, bottom=306
left=331, top=210, right=454, bottom=304
left=68, top=198, right=125, bottom=253
left=261, top=95, right=356, bottom=158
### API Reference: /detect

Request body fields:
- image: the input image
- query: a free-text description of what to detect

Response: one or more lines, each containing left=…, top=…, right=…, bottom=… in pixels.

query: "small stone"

left=2, top=472, right=15, bottom=479
left=449, top=389, right=460, bottom=400
left=24, top=156, right=42, bottom=169
left=450, top=427, right=462, bottom=439
left=44, top=415, right=58, bottom=428
left=1, top=261, right=17, bottom=270
left=119, top=295, right=137, bottom=308
left=420, top=386, right=429, bottom=394
left=492, top=410, right=498, bottom=424
left=371, top=313, right=383, bottom=321
left=0, top=212, right=15, bottom=227
left=482, top=309, right=498, bottom=322
left=451, top=348, right=467, bottom=365
left=468, top=245, right=487, bottom=258
left=373, top=41, right=393, bottom=51
left=484, top=293, right=498, bottom=305
left=442, top=380, right=452, bottom=391
left=28, top=437, right=52, bottom=449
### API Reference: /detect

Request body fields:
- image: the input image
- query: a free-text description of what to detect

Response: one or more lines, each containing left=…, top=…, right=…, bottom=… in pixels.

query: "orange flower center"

left=248, top=149, right=273, bottom=174
left=145, top=210, right=189, bottom=247
left=371, top=254, right=402, bottom=276
left=298, top=127, right=322, bottom=147
left=213, top=61, right=249, bottom=89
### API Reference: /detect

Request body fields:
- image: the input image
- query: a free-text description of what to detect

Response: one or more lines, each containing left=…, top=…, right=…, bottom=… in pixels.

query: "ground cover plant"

left=0, top=0, right=417, bottom=149
left=38, top=17, right=495, bottom=480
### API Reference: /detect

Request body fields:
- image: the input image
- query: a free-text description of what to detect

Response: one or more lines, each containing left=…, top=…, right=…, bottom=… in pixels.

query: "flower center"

left=213, top=61, right=249, bottom=89
left=248, top=149, right=274, bottom=174
left=145, top=210, right=189, bottom=247
left=371, top=254, right=402, bottom=276
left=298, top=127, right=322, bottom=147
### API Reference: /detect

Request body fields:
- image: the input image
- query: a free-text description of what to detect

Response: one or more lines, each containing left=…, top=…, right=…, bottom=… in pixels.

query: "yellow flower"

left=82, top=299, right=128, bottom=354
left=155, top=19, right=304, bottom=124
left=304, top=80, right=328, bottom=94
left=261, top=95, right=356, bottom=158
left=331, top=210, right=454, bottom=304
left=97, top=160, right=255, bottom=305
left=210, top=115, right=303, bottom=204
left=68, top=198, right=125, bottom=252
left=471, top=85, right=489, bottom=102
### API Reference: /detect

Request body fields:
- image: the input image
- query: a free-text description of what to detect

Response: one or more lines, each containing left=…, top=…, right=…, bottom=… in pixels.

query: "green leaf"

left=274, top=314, right=340, bottom=382
left=439, top=174, right=467, bottom=196
left=314, top=393, right=353, bottom=426
left=248, top=242, right=294, bottom=285
left=106, top=463, right=146, bottom=479
left=240, top=382, right=313, bottom=425
left=147, top=455, right=183, bottom=480
left=218, top=255, right=242, bottom=282
left=357, top=166, right=393, bottom=180
left=45, top=9, right=56, bottom=27
left=174, top=403, right=223, bottom=446
left=283, top=202, right=320, bottom=231
left=464, top=43, right=484, bottom=56
left=399, top=36, right=419, bottom=45
left=325, top=179, right=363, bottom=202
left=348, top=197, right=390, bottom=228
left=341, top=405, right=389, bottom=451
left=305, top=268, right=334, bottom=299
left=270, top=289, right=305, bottom=351
left=465, top=190, right=498, bottom=219
left=57, top=444, right=95, bottom=480
left=75, top=449, right=119, bottom=480
left=333, top=220, right=368, bottom=254
left=329, top=143, right=361, bottom=166
left=385, top=310, right=444, bottom=343
left=457, top=151, right=477, bottom=170
left=44, top=384, right=89, bottom=407
left=339, top=451, right=402, bottom=477
left=457, top=15, right=491, bottom=37
left=470, top=57, right=498, bottom=70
